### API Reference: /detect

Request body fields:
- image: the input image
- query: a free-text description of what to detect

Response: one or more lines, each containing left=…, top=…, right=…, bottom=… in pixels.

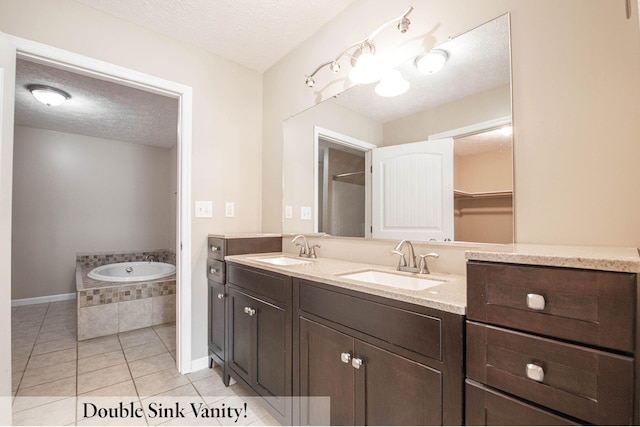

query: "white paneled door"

left=371, top=138, right=454, bottom=241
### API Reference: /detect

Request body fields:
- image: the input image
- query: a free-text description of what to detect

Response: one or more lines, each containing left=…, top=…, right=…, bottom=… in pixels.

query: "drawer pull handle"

left=209, top=268, right=218, bottom=274
left=526, top=363, right=545, bottom=382
left=217, top=293, right=224, bottom=300
left=340, top=352, right=352, bottom=364
left=243, top=307, right=256, bottom=316
left=526, top=293, right=546, bottom=310
left=211, top=245, right=221, bottom=252
left=351, top=357, right=364, bottom=369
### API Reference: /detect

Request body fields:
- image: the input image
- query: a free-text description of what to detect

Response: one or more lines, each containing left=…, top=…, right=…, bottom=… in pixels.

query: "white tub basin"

left=339, top=270, right=444, bottom=291
left=87, top=262, right=175, bottom=282
left=250, top=256, right=313, bottom=266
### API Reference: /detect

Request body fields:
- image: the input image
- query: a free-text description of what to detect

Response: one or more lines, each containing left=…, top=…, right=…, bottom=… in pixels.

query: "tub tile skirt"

left=76, top=249, right=176, bottom=341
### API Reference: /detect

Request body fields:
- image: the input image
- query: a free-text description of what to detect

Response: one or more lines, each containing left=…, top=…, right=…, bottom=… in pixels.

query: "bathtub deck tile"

left=78, top=304, right=119, bottom=341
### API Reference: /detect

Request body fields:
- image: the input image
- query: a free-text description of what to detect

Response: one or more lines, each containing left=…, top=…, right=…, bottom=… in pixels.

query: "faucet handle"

left=418, top=253, right=439, bottom=274
left=309, top=244, right=321, bottom=258
left=295, top=242, right=307, bottom=256
left=389, top=250, right=407, bottom=268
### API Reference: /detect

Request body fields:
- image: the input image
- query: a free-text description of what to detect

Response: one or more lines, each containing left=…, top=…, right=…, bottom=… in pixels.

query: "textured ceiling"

left=73, top=0, right=357, bottom=72
left=15, top=59, right=179, bottom=148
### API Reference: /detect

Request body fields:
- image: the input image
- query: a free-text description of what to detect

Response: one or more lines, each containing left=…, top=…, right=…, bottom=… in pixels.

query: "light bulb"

left=349, top=53, right=383, bottom=84
left=415, top=50, right=448, bottom=74
left=375, top=70, right=410, bottom=97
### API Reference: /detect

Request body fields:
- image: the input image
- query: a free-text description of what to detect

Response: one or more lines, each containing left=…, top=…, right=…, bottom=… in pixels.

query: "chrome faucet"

left=144, top=254, right=159, bottom=263
left=292, top=235, right=320, bottom=258
left=390, top=239, right=439, bottom=274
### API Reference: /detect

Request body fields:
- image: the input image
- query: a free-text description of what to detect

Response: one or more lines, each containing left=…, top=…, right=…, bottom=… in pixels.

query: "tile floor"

left=11, top=300, right=280, bottom=426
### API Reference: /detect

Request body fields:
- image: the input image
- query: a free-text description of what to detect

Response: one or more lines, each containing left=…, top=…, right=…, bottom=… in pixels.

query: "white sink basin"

left=339, top=270, right=444, bottom=291
left=251, top=256, right=313, bottom=266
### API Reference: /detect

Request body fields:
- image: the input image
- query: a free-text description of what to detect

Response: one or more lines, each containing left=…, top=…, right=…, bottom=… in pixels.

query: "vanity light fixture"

left=28, top=84, right=71, bottom=107
left=375, top=69, right=410, bottom=97
left=415, top=49, right=448, bottom=74
left=304, top=6, right=414, bottom=88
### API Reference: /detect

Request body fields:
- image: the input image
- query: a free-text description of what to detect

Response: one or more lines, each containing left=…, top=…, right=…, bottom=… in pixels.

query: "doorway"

left=7, top=35, right=193, bottom=373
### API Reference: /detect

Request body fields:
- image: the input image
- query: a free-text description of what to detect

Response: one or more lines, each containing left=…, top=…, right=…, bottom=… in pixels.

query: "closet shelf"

left=454, top=189, right=513, bottom=199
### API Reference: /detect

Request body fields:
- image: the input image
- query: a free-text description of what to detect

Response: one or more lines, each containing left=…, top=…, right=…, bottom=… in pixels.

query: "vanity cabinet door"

left=355, top=340, right=442, bottom=426
left=300, top=317, right=355, bottom=426
left=227, top=287, right=254, bottom=385
left=208, top=280, right=225, bottom=361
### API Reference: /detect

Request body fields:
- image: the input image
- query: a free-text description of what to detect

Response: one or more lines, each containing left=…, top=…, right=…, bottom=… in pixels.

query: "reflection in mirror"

left=283, top=14, right=512, bottom=244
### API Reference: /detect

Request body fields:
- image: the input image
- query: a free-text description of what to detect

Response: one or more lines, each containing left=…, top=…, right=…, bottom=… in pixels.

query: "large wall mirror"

left=283, top=14, right=513, bottom=244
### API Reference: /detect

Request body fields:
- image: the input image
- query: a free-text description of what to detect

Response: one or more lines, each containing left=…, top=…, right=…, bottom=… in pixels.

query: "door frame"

left=6, top=35, right=193, bottom=373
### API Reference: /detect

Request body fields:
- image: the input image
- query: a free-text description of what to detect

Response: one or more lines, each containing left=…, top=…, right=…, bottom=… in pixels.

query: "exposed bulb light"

left=415, top=50, right=448, bottom=74
left=349, top=52, right=384, bottom=84
left=28, top=84, right=71, bottom=106
left=375, top=70, right=410, bottom=97
left=305, top=76, right=315, bottom=88
left=501, top=125, right=513, bottom=136
left=304, top=6, right=413, bottom=87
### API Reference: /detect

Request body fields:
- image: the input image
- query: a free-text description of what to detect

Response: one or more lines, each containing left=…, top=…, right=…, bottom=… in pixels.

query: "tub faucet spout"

left=145, top=255, right=159, bottom=263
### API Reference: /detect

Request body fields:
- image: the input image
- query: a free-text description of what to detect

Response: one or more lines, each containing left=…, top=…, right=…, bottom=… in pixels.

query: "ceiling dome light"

left=28, top=84, right=71, bottom=107
left=415, top=50, right=448, bottom=74
left=375, top=70, right=410, bottom=97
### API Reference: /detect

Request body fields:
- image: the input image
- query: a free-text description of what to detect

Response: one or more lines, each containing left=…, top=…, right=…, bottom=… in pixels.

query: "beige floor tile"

left=153, top=323, right=175, bottom=338
left=13, top=376, right=76, bottom=413
left=123, top=340, right=168, bottom=362
left=212, top=396, right=267, bottom=426
left=27, top=347, right=77, bottom=370
left=129, top=351, right=176, bottom=378
left=20, top=359, right=76, bottom=389
left=78, top=349, right=126, bottom=375
left=12, top=356, right=29, bottom=373
left=35, top=327, right=77, bottom=344
left=118, top=327, right=162, bottom=349
left=79, top=379, right=138, bottom=398
left=12, top=396, right=76, bottom=426
left=12, top=371, right=23, bottom=393
left=78, top=335, right=122, bottom=359
left=186, top=366, right=218, bottom=383
left=191, top=375, right=239, bottom=405
left=77, top=362, right=132, bottom=394
left=134, top=367, right=189, bottom=397
left=31, top=336, right=77, bottom=356
left=249, top=412, right=282, bottom=426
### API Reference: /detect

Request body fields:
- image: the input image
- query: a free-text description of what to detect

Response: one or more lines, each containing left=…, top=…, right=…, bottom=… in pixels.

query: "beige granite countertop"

left=225, top=252, right=466, bottom=315
left=208, top=233, right=282, bottom=239
left=466, top=243, right=640, bottom=273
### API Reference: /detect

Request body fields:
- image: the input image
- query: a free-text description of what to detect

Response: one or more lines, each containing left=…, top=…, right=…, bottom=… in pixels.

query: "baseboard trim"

left=190, top=356, right=210, bottom=373
left=11, top=293, right=76, bottom=307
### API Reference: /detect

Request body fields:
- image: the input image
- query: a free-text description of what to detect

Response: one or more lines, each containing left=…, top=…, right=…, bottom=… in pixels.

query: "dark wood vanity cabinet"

left=295, top=279, right=464, bottom=426
left=465, top=261, right=638, bottom=426
left=226, top=262, right=292, bottom=423
left=206, top=235, right=281, bottom=385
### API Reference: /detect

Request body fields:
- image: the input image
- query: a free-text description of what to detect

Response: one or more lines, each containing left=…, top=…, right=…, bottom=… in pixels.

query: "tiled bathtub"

left=75, top=249, right=176, bottom=341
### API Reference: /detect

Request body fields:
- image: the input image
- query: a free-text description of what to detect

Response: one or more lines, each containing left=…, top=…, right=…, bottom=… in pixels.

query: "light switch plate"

left=301, top=206, right=312, bottom=220
left=225, top=202, right=235, bottom=218
left=285, top=205, right=293, bottom=219
left=195, top=201, right=213, bottom=218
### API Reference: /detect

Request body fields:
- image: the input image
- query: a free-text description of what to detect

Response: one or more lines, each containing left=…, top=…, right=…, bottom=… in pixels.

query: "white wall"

left=11, top=126, right=174, bottom=300
left=264, top=0, right=640, bottom=249
left=0, top=0, right=264, bottom=378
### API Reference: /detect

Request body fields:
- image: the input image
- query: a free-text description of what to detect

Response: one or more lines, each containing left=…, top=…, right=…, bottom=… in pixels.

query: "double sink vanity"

left=206, top=233, right=639, bottom=426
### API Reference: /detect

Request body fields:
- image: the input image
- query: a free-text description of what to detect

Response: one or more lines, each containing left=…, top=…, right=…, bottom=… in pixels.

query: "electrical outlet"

left=195, top=201, right=213, bottom=218
left=225, top=202, right=235, bottom=218
left=285, top=205, right=293, bottom=219
left=301, top=206, right=312, bottom=220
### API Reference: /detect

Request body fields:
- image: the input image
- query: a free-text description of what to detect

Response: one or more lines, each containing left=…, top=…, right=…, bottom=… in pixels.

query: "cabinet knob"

left=526, top=363, right=545, bottom=382
left=340, top=352, right=352, bottom=364
left=210, top=268, right=218, bottom=274
left=217, top=293, right=224, bottom=300
left=211, top=245, right=221, bottom=252
left=351, top=357, right=364, bottom=369
left=243, top=306, right=256, bottom=316
left=526, top=293, right=546, bottom=311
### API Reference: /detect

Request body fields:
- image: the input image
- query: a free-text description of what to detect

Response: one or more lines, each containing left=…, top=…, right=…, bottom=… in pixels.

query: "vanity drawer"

left=466, top=321, right=634, bottom=425
left=467, top=261, right=636, bottom=352
left=227, top=263, right=290, bottom=304
left=206, top=258, right=225, bottom=283
left=208, top=237, right=225, bottom=260
left=465, top=379, right=581, bottom=426
left=298, top=281, right=442, bottom=361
